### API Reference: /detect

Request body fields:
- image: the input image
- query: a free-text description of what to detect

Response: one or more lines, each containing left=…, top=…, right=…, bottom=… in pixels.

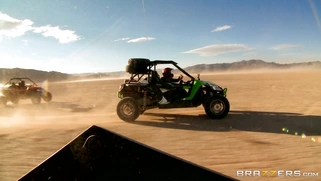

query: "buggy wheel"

left=43, top=92, right=52, bottom=102
left=31, top=94, right=42, bottom=104
left=204, top=95, right=230, bottom=119
left=117, top=97, right=140, bottom=122
left=1, top=97, right=7, bottom=106
left=11, top=96, right=20, bottom=104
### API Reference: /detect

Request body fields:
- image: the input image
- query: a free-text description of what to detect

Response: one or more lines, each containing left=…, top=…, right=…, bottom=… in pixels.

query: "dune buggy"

left=116, top=58, right=230, bottom=122
left=1, top=77, right=52, bottom=105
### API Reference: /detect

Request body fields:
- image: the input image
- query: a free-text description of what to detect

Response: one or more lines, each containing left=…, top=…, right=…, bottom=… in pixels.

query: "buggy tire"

left=128, top=58, right=150, bottom=65
left=125, top=65, right=134, bottom=73
left=31, top=94, right=42, bottom=104
left=204, top=95, right=230, bottom=119
left=117, top=97, right=140, bottom=122
left=126, top=58, right=150, bottom=74
left=1, top=96, right=7, bottom=106
left=11, top=96, right=20, bottom=104
left=43, top=92, right=52, bottom=102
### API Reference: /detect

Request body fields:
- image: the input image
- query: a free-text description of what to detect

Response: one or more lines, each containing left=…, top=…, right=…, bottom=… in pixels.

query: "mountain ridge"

left=1, top=60, right=320, bottom=83
left=183, top=59, right=321, bottom=73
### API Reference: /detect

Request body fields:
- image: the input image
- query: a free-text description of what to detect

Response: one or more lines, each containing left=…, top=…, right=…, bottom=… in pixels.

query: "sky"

left=0, top=0, right=321, bottom=74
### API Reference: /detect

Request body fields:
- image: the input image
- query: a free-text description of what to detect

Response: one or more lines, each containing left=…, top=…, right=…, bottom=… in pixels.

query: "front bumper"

left=223, top=88, right=227, bottom=97
left=117, top=91, right=123, bottom=99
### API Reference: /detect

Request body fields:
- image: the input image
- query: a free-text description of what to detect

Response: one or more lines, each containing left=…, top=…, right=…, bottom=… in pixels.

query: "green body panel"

left=182, top=80, right=204, bottom=101
left=117, top=79, right=228, bottom=101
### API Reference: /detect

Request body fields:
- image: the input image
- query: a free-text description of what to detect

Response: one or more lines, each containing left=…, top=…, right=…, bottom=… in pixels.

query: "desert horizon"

left=1, top=70, right=321, bottom=181
left=1, top=59, right=321, bottom=84
left=2, top=1, right=321, bottom=180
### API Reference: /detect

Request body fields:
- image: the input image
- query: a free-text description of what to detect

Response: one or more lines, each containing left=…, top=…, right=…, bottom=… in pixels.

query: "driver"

left=161, top=67, right=183, bottom=84
left=160, top=67, right=187, bottom=102
left=19, top=81, right=25, bottom=87
left=18, top=80, right=26, bottom=90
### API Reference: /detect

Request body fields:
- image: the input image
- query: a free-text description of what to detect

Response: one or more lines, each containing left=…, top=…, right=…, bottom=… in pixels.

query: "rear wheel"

left=116, top=97, right=140, bottom=122
left=204, top=95, right=230, bottom=119
left=11, top=96, right=20, bottom=104
left=0, top=96, right=7, bottom=107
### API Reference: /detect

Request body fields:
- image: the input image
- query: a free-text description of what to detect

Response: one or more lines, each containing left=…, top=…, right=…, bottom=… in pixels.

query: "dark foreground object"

left=19, top=125, right=238, bottom=181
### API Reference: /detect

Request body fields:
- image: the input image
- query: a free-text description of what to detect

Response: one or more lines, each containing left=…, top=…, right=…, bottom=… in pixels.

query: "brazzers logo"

left=237, top=170, right=319, bottom=178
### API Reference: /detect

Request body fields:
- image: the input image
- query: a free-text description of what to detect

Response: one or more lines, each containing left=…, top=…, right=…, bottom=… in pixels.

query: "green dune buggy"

left=116, top=58, right=230, bottom=122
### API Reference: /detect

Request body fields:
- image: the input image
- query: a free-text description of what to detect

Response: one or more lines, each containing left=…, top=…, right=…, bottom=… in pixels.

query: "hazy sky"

left=1, top=0, right=321, bottom=73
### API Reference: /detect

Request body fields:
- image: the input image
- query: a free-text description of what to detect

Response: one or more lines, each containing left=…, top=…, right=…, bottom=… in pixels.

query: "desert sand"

left=1, top=70, right=321, bottom=181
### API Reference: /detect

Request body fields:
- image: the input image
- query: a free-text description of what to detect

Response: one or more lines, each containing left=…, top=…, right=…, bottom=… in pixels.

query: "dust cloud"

left=1, top=70, right=321, bottom=181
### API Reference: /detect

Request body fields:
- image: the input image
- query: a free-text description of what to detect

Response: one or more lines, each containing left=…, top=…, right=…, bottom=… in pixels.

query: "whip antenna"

left=141, top=0, right=150, bottom=59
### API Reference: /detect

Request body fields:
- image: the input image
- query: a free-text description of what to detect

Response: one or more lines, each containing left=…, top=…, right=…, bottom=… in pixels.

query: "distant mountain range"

left=1, top=60, right=320, bottom=83
left=0, top=68, right=70, bottom=83
left=183, top=59, right=321, bottom=73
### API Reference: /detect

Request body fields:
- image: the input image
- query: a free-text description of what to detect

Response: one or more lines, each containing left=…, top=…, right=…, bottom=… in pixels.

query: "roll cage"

left=126, top=60, right=196, bottom=85
left=2, top=77, right=38, bottom=89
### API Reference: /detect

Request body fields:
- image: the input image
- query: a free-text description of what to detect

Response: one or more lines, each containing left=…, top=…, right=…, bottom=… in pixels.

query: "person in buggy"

left=160, top=67, right=188, bottom=102
left=19, top=80, right=26, bottom=88
left=160, top=67, right=183, bottom=83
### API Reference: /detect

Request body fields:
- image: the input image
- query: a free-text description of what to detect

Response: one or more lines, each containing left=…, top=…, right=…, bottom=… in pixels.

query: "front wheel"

left=116, top=97, right=140, bottom=122
left=204, top=95, right=230, bottom=119
left=31, top=94, right=42, bottom=104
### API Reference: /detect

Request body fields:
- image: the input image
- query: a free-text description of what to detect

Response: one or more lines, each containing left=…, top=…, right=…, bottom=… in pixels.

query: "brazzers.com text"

left=237, top=170, right=318, bottom=178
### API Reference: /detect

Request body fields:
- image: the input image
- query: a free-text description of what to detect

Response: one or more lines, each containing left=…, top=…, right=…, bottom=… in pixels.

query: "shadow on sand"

left=45, top=101, right=95, bottom=112
left=1, top=101, right=94, bottom=113
left=132, top=111, right=321, bottom=136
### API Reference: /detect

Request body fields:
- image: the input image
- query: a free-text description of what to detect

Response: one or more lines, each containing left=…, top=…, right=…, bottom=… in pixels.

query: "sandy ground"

left=1, top=71, right=321, bottom=181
